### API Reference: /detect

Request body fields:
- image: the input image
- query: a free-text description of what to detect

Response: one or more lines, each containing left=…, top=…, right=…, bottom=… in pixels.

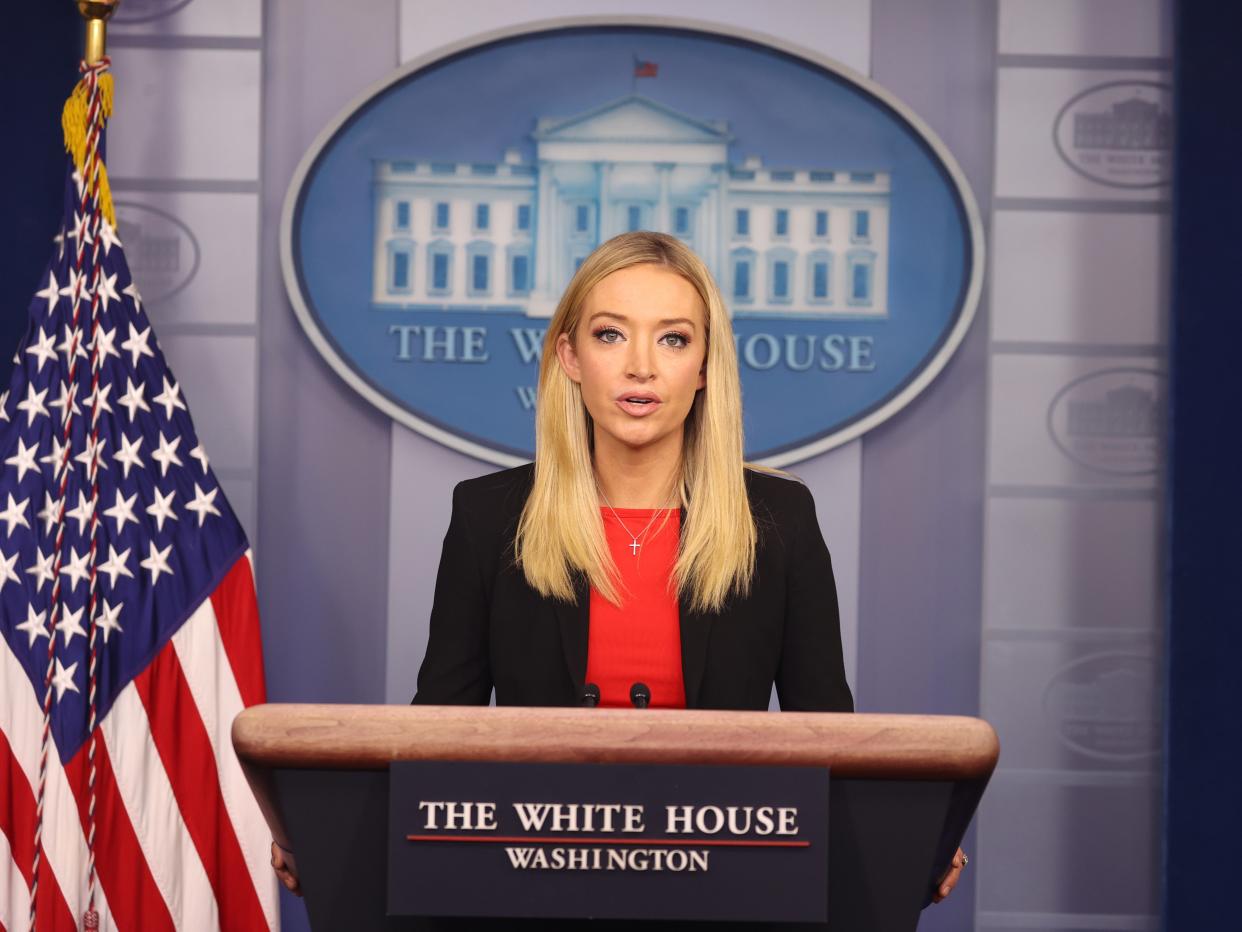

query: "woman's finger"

left=932, top=848, right=967, bottom=903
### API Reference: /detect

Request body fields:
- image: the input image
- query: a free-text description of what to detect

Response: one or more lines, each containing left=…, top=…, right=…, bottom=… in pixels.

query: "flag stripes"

left=4, top=556, right=275, bottom=930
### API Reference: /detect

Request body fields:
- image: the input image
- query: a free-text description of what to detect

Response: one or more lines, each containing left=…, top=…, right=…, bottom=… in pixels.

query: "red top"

left=585, top=508, right=686, bottom=709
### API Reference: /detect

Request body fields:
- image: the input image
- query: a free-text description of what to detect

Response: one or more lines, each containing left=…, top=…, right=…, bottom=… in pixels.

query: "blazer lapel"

left=554, top=575, right=590, bottom=695
left=678, top=507, right=711, bottom=708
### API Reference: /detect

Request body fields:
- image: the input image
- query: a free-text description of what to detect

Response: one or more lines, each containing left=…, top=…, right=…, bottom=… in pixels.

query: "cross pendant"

left=629, top=539, right=641, bottom=555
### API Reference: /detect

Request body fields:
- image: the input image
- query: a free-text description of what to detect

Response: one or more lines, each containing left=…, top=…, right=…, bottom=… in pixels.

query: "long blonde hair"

left=514, top=231, right=756, bottom=613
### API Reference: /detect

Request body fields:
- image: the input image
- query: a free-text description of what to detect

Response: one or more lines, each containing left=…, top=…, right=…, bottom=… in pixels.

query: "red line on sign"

left=405, top=835, right=809, bottom=848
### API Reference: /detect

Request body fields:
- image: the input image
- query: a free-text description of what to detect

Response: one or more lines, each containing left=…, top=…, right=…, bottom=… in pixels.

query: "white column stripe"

left=1, top=644, right=116, bottom=931
left=1, top=828, right=31, bottom=932
left=100, top=686, right=218, bottom=931
left=170, top=588, right=278, bottom=931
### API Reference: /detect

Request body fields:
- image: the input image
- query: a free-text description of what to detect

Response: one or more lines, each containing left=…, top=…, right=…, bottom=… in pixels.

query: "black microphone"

left=580, top=683, right=601, bottom=708
left=629, top=682, right=651, bottom=709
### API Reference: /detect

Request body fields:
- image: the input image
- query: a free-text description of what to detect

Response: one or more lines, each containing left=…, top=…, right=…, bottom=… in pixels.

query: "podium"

left=232, top=705, right=998, bottom=930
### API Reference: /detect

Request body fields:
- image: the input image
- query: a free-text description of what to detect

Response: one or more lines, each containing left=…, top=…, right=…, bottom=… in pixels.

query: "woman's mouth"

left=616, top=392, right=662, bottom=417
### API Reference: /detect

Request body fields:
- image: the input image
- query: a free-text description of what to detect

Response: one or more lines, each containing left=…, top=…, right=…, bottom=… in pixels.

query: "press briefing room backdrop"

left=2, top=0, right=1236, bottom=930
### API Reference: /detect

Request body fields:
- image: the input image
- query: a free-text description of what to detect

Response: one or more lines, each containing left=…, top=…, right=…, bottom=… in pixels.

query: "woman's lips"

left=615, top=392, right=662, bottom=417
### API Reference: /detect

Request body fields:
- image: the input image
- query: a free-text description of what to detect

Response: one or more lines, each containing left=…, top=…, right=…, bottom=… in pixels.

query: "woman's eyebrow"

left=587, top=311, right=697, bottom=330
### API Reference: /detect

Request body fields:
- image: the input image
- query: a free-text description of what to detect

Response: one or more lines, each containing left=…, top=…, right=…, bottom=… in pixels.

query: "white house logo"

left=1053, top=81, right=1173, bottom=188
left=282, top=21, right=983, bottom=466
left=1042, top=653, right=1160, bottom=761
left=1047, top=368, right=1163, bottom=476
left=113, top=202, right=201, bottom=304
left=112, top=0, right=195, bottom=24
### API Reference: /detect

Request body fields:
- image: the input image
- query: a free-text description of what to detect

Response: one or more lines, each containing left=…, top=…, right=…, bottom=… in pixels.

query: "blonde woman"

left=413, top=231, right=852, bottom=713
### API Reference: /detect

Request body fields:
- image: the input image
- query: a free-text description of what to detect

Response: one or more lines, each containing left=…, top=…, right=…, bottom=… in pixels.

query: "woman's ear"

left=555, top=331, right=582, bottom=383
left=697, top=360, right=707, bottom=390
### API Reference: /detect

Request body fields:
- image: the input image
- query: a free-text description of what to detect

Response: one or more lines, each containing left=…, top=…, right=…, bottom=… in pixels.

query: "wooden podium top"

left=233, top=704, right=998, bottom=781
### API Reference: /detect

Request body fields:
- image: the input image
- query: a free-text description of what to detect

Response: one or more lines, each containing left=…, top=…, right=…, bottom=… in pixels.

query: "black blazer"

left=413, top=464, right=853, bottom=712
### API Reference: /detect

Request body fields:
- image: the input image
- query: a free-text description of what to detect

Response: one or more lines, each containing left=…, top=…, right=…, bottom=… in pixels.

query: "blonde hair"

left=514, top=231, right=756, bottom=613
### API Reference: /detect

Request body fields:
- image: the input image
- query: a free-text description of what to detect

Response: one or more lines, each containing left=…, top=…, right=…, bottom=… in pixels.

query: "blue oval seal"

left=282, top=19, right=983, bottom=466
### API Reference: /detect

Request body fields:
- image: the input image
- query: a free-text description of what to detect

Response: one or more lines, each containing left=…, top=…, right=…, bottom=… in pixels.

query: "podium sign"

left=388, top=760, right=830, bottom=922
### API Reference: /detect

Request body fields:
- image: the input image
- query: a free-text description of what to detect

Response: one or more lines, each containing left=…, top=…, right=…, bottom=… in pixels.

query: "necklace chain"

left=598, top=487, right=670, bottom=556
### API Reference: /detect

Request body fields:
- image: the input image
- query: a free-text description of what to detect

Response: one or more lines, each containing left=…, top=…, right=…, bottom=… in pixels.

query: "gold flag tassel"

left=60, top=67, right=116, bottom=228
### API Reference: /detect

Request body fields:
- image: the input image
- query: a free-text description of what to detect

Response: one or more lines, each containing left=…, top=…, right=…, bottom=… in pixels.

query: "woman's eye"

left=661, top=331, right=689, bottom=349
left=594, top=327, right=623, bottom=343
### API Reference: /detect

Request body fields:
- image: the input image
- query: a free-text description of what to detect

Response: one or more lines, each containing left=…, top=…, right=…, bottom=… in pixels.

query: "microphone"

left=580, top=683, right=601, bottom=708
left=629, top=682, right=651, bottom=709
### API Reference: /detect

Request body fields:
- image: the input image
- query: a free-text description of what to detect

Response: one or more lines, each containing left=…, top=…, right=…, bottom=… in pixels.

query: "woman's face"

left=556, top=263, right=708, bottom=458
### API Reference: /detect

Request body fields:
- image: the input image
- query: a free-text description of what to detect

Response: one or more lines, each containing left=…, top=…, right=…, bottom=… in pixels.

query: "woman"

left=413, top=230, right=852, bottom=712
left=274, top=232, right=965, bottom=901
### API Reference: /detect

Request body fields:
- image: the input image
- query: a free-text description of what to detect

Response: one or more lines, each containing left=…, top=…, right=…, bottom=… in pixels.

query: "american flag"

left=0, top=61, right=277, bottom=930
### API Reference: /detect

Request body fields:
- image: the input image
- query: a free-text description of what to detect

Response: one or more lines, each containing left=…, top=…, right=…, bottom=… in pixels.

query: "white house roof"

left=532, top=94, right=733, bottom=145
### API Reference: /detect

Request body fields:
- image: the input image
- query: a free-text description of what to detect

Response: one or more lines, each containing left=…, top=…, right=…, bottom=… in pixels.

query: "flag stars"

left=85, top=382, right=113, bottom=421
left=118, top=378, right=151, bottom=421
left=186, top=484, right=221, bottom=527
left=121, top=324, right=155, bottom=370
left=5, top=436, right=41, bottom=482
left=153, top=376, right=187, bottom=420
left=65, top=491, right=96, bottom=535
left=49, top=381, right=82, bottom=422
left=74, top=435, right=108, bottom=475
left=122, top=281, right=143, bottom=315
left=147, top=487, right=178, bottom=532
left=15, top=383, right=50, bottom=426
left=95, top=271, right=120, bottom=312
left=57, top=324, right=89, bottom=363
left=37, top=491, right=58, bottom=534
left=190, top=443, right=209, bottom=473
left=103, top=489, right=138, bottom=533
left=40, top=435, right=68, bottom=478
left=58, top=604, right=86, bottom=646
left=96, top=598, right=123, bottom=644
left=60, top=546, right=91, bottom=591
left=0, top=494, right=30, bottom=537
left=70, top=210, right=92, bottom=249
left=90, top=325, right=121, bottom=367
left=26, top=547, right=54, bottom=591
left=151, top=432, right=183, bottom=477
left=16, top=605, right=49, bottom=648
left=114, top=434, right=144, bottom=478
left=0, top=549, right=20, bottom=592
left=59, top=268, right=90, bottom=307
left=25, top=327, right=58, bottom=372
left=52, top=658, right=80, bottom=701
left=97, top=219, right=122, bottom=255
left=35, top=271, right=61, bottom=315
left=0, top=389, right=8, bottom=422
left=140, top=541, right=174, bottom=586
left=98, top=545, right=134, bottom=587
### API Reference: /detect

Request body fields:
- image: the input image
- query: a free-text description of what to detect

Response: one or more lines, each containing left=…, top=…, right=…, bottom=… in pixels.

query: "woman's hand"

left=270, top=841, right=302, bottom=897
left=932, top=847, right=968, bottom=903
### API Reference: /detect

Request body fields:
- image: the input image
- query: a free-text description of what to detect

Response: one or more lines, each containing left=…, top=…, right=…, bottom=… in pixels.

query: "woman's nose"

left=625, top=343, right=654, bottom=380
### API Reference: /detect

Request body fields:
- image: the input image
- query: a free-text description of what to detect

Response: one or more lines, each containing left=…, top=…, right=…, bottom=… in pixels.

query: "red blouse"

left=585, top=508, right=686, bottom=709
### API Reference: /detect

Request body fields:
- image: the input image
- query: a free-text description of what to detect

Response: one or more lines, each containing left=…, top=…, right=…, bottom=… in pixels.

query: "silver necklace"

left=598, top=488, right=668, bottom=556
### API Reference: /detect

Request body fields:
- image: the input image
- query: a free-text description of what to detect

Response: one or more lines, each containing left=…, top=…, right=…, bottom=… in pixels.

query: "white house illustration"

left=371, top=95, right=890, bottom=317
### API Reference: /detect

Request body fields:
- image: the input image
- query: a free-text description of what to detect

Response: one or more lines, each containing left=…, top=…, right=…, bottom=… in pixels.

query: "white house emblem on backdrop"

left=1053, top=81, right=1173, bottom=188
left=371, top=95, right=890, bottom=320
left=1047, top=368, right=1163, bottom=476
left=283, top=23, right=982, bottom=466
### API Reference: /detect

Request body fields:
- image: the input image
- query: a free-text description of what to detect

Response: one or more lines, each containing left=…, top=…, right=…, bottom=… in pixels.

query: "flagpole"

left=77, top=0, right=121, bottom=66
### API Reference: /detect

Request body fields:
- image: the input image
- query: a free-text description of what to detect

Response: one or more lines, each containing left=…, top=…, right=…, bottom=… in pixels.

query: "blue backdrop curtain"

left=3, top=6, right=81, bottom=388
left=1163, top=1, right=1242, bottom=927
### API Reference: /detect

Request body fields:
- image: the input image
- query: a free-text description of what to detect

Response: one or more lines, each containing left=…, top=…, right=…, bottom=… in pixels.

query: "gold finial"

left=76, top=1, right=122, bottom=65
